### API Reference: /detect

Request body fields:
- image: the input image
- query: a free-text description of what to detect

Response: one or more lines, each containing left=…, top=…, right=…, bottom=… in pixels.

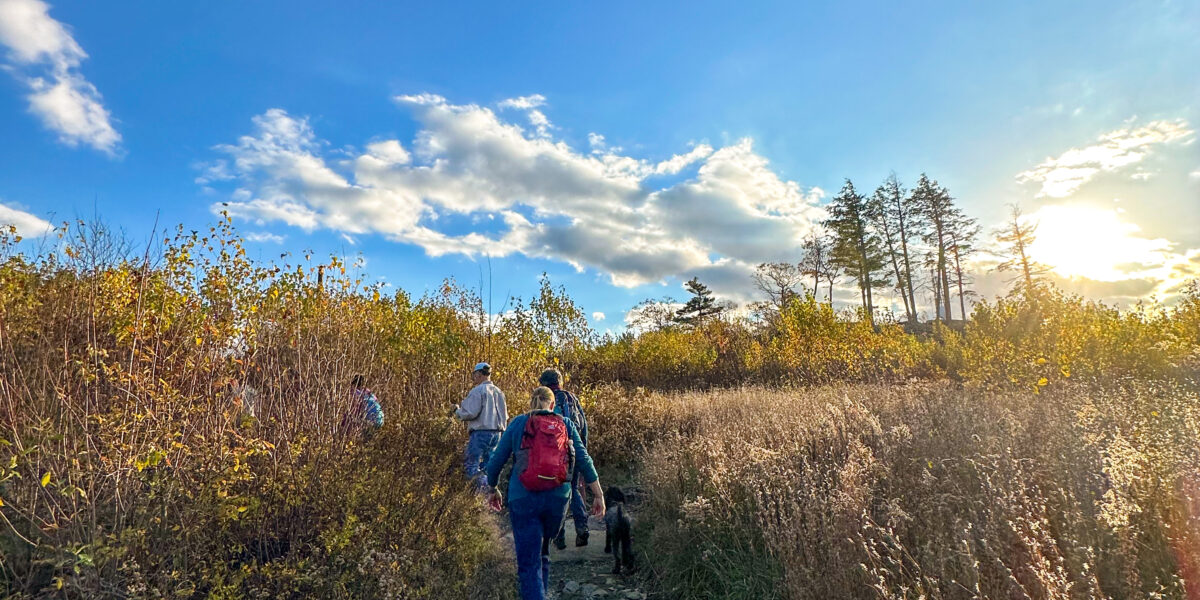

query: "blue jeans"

left=509, top=492, right=569, bottom=600
left=464, top=430, right=500, bottom=487
left=557, top=472, right=588, bottom=536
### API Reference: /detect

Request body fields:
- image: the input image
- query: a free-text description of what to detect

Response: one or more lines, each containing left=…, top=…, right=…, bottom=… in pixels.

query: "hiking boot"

left=553, top=530, right=567, bottom=550
left=575, top=530, right=589, bottom=547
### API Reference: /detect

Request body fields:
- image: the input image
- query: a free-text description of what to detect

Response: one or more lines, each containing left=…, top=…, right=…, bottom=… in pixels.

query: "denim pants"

left=509, top=492, right=569, bottom=600
left=464, top=430, right=500, bottom=487
left=556, top=472, right=588, bottom=536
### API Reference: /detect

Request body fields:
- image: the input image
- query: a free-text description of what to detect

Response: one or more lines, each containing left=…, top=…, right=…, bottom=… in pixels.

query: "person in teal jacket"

left=485, top=387, right=605, bottom=600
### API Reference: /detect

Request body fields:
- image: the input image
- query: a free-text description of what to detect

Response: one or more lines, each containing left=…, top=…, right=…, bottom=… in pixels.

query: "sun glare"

left=1026, top=204, right=1171, bottom=282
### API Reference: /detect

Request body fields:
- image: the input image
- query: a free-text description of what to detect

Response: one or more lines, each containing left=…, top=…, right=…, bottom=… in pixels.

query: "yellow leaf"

left=1151, top=410, right=1159, bottom=417
left=1036, top=357, right=1047, bottom=365
left=194, top=337, right=203, bottom=346
left=1037, top=377, right=1048, bottom=387
left=0, top=495, right=5, bottom=506
left=40, top=472, right=50, bottom=487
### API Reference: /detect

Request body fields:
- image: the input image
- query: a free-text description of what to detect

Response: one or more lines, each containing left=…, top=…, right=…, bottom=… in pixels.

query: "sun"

left=1026, top=204, right=1172, bottom=282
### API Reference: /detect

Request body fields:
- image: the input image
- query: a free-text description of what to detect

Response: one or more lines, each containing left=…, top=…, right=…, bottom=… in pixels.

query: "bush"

left=0, top=220, right=533, bottom=598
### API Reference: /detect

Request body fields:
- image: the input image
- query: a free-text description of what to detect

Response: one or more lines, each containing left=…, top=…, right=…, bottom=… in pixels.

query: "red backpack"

left=516, top=411, right=574, bottom=492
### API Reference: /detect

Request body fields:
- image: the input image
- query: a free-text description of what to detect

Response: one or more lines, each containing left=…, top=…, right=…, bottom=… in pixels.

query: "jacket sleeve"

left=456, top=386, right=482, bottom=421
left=485, top=418, right=518, bottom=488
left=567, top=420, right=598, bottom=485
left=498, top=390, right=509, bottom=427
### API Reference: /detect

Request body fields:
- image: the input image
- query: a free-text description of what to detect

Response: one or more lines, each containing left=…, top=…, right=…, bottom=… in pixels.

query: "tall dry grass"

left=612, top=382, right=1200, bottom=599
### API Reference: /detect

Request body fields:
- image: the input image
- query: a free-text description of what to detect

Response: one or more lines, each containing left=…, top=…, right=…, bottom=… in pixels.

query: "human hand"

left=448, top=404, right=459, bottom=419
left=591, top=494, right=606, bottom=517
left=488, top=488, right=504, bottom=512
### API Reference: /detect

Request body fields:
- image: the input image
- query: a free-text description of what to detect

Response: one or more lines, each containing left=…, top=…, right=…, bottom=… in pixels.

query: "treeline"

left=646, top=173, right=1046, bottom=333
left=734, top=174, right=979, bottom=326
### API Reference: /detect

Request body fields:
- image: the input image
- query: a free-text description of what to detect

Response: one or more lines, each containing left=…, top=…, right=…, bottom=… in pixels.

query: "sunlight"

left=1027, top=204, right=1172, bottom=281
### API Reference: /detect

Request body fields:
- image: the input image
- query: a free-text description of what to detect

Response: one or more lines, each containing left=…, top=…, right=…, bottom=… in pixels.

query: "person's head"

left=530, top=386, right=554, bottom=411
left=538, top=368, right=562, bottom=388
left=351, top=374, right=366, bottom=389
left=472, top=362, right=491, bottom=384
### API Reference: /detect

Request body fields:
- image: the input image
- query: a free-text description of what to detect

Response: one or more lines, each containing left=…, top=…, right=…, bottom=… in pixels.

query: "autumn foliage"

left=1, top=219, right=1198, bottom=599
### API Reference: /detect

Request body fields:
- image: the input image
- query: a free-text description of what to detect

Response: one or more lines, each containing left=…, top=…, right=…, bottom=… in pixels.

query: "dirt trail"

left=547, top=519, right=647, bottom=599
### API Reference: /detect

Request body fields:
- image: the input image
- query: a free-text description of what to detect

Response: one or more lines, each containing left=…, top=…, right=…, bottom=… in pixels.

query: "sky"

left=1, top=0, right=1198, bottom=330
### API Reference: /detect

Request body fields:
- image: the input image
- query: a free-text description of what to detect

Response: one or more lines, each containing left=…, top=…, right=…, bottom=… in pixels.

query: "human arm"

left=587, top=480, right=604, bottom=517
left=455, top=386, right=483, bottom=421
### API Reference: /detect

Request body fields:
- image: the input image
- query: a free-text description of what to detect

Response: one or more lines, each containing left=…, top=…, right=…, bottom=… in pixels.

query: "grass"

left=607, top=381, right=1200, bottom=600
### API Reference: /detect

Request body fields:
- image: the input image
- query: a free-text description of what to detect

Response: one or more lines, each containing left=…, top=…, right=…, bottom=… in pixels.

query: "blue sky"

left=1, top=0, right=1198, bottom=328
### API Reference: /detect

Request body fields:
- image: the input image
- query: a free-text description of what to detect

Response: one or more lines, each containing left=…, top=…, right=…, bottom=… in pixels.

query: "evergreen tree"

left=673, top=277, right=724, bottom=325
left=826, top=179, right=890, bottom=326
left=912, top=174, right=963, bottom=321
left=994, top=203, right=1048, bottom=296
left=947, top=212, right=981, bottom=320
left=868, top=174, right=921, bottom=324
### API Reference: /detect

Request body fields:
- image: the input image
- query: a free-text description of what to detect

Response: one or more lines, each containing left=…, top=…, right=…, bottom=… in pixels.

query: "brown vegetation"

left=1, top=219, right=1198, bottom=599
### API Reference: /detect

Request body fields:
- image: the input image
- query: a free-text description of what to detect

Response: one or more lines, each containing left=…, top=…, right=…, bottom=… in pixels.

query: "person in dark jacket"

left=539, top=368, right=591, bottom=548
left=485, top=387, right=605, bottom=600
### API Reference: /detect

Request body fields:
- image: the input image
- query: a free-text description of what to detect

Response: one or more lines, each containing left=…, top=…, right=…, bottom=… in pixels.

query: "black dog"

left=603, top=486, right=634, bottom=574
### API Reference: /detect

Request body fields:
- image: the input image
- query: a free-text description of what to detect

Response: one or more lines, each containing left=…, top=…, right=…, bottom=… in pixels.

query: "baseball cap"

left=473, top=362, right=490, bottom=373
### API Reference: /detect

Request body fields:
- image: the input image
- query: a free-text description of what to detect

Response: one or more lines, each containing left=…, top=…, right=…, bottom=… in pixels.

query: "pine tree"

left=912, top=174, right=963, bottom=322
left=994, top=203, right=1048, bottom=296
left=947, top=212, right=980, bottom=320
left=673, top=277, right=724, bottom=325
left=826, top=180, right=891, bottom=326
left=868, top=174, right=921, bottom=324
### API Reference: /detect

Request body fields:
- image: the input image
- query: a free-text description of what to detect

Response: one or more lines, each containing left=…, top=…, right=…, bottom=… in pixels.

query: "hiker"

left=540, top=368, right=591, bottom=548
left=485, top=387, right=605, bottom=600
left=349, top=374, right=384, bottom=433
left=453, top=362, right=508, bottom=487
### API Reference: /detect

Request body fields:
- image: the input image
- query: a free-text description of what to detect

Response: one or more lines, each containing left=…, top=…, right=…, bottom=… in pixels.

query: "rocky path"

left=548, top=519, right=647, bottom=600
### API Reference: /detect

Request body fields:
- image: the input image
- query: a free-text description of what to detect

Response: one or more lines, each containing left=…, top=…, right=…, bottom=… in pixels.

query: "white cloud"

left=202, top=95, right=825, bottom=300
left=244, top=231, right=285, bottom=244
left=591, top=311, right=605, bottom=321
left=0, top=0, right=121, bottom=154
left=498, top=94, right=552, bottom=137
left=0, top=200, right=52, bottom=236
left=1016, top=119, right=1192, bottom=198
left=653, top=144, right=714, bottom=175
left=497, top=94, right=546, bottom=110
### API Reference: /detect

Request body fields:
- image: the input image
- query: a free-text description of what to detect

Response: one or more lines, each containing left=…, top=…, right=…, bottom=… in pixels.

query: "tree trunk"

left=897, top=209, right=917, bottom=324
left=952, top=239, right=968, bottom=321
left=936, top=227, right=952, bottom=321
left=931, top=266, right=941, bottom=323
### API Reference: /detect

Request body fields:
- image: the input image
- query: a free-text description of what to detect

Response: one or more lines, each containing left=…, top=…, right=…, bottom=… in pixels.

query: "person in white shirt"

left=453, top=362, right=508, bottom=488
